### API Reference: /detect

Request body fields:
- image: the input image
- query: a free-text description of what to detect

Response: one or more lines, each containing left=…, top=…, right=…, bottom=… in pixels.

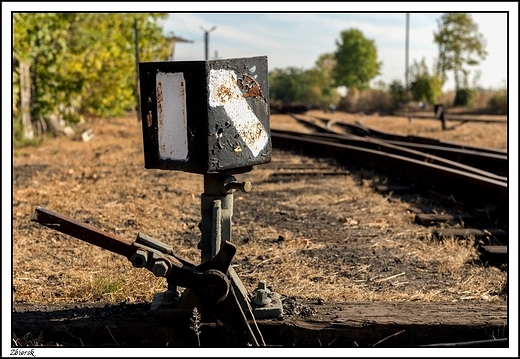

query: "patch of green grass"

left=92, top=276, right=124, bottom=299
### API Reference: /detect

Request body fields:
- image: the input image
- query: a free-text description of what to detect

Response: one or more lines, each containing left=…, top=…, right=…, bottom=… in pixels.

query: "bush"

left=338, top=88, right=392, bottom=113
left=388, top=80, right=408, bottom=107
left=487, top=89, right=507, bottom=112
left=410, top=75, right=443, bottom=105
left=454, top=88, right=476, bottom=107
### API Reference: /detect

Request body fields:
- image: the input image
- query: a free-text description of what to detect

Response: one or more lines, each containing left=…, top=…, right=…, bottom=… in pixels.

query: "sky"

left=160, top=7, right=515, bottom=92
left=2, top=2, right=517, bottom=92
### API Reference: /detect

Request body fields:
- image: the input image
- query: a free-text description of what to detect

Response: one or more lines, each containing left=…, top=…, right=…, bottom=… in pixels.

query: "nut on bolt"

left=252, top=280, right=271, bottom=307
left=257, top=280, right=268, bottom=290
left=152, top=260, right=170, bottom=277
left=130, top=249, right=149, bottom=268
left=228, top=181, right=252, bottom=193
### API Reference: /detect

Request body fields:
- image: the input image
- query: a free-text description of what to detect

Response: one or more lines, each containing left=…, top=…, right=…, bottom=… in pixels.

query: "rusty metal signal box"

left=139, top=56, right=271, bottom=175
left=138, top=56, right=282, bottom=321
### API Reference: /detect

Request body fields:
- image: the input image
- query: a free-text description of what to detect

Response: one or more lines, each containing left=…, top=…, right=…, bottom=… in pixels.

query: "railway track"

left=270, top=113, right=509, bottom=266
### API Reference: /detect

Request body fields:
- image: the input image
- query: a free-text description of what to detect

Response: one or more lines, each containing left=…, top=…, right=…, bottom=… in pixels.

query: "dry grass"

left=12, top=111, right=507, bottom=306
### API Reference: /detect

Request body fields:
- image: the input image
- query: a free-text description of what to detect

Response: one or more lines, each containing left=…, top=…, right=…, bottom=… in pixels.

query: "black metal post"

left=405, top=13, right=409, bottom=90
left=200, top=25, right=216, bottom=61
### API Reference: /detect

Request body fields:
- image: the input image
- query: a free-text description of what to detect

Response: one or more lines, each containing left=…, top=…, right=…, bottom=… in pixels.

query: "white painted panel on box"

left=156, top=72, right=188, bottom=160
left=208, top=69, right=268, bottom=157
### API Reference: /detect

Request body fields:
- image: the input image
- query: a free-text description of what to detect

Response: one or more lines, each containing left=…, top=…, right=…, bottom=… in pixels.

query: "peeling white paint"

left=156, top=72, right=188, bottom=161
left=208, top=69, right=268, bottom=157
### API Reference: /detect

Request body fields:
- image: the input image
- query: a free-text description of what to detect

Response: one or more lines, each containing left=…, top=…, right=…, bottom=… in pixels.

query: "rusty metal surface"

left=291, top=114, right=507, bottom=176
left=275, top=129, right=507, bottom=182
left=271, top=131, right=508, bottom=200
left=139, top=56, right=271, bottom=175
left=321, top=117, right=507, bottom=155
left=207, top=285, right=265, bottom=346
left=31, top=206, right=136, bottom=258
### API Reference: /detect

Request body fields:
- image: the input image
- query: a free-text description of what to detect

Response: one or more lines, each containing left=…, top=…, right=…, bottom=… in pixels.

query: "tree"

left=13, top=13, right=71, bottom=141
left=333, top=28, right=381, bottom=90
left=433, top=13, right=487, bottom=92
left=306, top=53, right=341, bottom=108
left=269, top=67, right=309, bottom=104
left=13, top=13, right=170, bottom=142
left=269, top=64, right=332, bottom=108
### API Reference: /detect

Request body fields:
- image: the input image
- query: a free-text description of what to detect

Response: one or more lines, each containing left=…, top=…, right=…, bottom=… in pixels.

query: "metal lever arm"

left=31, top=206, right=233, bottom=304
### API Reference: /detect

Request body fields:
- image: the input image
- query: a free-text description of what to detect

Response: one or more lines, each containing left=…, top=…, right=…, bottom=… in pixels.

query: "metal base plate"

left=251, top=291, right=284, bottom=319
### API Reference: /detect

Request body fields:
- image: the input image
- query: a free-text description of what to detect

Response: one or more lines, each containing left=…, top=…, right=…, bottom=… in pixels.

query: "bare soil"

left=12, top=110, right=508, bottom=315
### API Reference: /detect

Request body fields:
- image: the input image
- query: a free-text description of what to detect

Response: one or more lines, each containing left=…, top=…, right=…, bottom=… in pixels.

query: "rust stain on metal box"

left=215, top=83, right=235, bottom=104
left=156, top=81, right=164, bottom=128
left=238, top=74, right=263, bottom=99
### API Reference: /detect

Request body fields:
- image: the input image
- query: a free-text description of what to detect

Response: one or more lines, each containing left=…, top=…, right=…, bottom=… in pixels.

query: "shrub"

left=454, top=88, right=476, bottom=107
left=338, top=88, right=392, bottom=113
left=410, top=74, right=443, bottom=104
left=487, top=89, right=507, bottom=112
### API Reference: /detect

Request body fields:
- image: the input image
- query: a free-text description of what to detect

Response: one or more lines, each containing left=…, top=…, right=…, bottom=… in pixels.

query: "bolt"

left=224, top=181, right=252, bottom=193
left=252, top=288, right=271, bottom=307
left=257, top=280, right=268, bottom=291
left=252, top=280, right=272, bottom=307
left=130, top=249, right=148, bottom=268
left=152, top=260, right=169, bottom=277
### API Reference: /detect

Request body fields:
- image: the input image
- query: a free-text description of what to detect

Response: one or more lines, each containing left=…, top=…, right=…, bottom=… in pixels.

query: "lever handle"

left=32, top=206, right=235, bottom=305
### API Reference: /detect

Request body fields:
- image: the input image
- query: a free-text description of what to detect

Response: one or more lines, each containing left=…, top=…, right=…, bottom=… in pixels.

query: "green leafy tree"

left=269, top=67, right=308, bottom=104
left=13, top=13, right=170, bottom=142
left=333, top=28, right=381, bottom=90
left=306, top=53, right=341, bottom=108
left=13, top=14, right=71, bottom=124
left=409, top=58, right=443, bottom=104
left=67, top=13, right=170, bottom=116
left=433, top=13, right=487, bottom=92
left=268, top=67, right=314, bottom=105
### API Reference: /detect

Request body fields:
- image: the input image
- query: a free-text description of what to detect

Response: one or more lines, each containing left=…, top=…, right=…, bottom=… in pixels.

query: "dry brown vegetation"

left=12, top=110, right=508, bottom=307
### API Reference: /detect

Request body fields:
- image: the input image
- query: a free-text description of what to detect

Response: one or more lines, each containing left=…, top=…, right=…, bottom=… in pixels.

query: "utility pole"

left=200, top=25, right=216, bottom=60
left=405, top=13, right=410, bottom=90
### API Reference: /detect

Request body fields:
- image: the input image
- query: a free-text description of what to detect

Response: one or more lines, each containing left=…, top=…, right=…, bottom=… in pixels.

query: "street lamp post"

left=405, top=13, right=410, bottom=90
left=200, top=25, right=217, bottom=60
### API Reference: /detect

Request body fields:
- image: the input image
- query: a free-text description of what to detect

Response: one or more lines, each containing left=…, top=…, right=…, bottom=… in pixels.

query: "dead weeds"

left=11, top=111, right=508, bottom=306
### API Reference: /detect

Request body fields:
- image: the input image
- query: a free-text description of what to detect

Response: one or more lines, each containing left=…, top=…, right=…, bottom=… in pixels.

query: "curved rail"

left=271, top=130, right=508, bottom=204
left=289, top=114, right=508, bottom=177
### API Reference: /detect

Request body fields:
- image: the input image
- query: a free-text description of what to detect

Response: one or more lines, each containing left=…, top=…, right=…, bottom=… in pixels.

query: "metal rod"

left=31, top=206, right=135, bottom=257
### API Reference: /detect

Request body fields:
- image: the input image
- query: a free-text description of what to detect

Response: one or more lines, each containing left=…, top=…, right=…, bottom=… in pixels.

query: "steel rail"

left=274, top=129, right=507, bottom=183
left=321, top=117, right=507, bottom=156
left=289, top=114, right=508, bottom=177
left=270, top=131, right=508, bottom=202
left=284, top=116, right=508, bottom=182
left=325, top=119, right=508, bottom=175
